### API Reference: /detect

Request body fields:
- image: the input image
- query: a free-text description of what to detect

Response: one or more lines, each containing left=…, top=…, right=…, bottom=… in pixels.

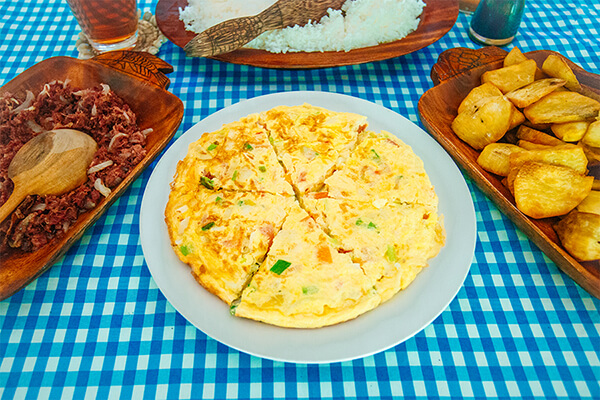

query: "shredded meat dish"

left=0, top=80, right=151, bottom=253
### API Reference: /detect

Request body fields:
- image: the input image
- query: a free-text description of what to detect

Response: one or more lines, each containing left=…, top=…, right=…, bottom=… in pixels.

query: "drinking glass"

left=67, top=0, right=138, bottom=53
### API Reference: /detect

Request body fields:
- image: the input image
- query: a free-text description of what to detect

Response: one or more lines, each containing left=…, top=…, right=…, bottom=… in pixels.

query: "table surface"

left=1, top=1, right=599, bottom=399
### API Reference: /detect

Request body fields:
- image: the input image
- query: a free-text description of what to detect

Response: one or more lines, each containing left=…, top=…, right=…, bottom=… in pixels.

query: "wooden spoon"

left=184, top=0, right=346, bottom=58
left=0, top=129, right=98, bottom=223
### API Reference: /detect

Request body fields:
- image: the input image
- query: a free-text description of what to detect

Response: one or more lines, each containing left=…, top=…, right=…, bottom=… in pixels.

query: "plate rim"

left=140, top=90, right=476, bottom=363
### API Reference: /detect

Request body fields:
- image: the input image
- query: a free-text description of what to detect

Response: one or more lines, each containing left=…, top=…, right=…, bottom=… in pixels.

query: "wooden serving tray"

left=0, top=52, right=184, bottom=301
left=155, top=0, right=458, bottom=69
left=418, top=47, right=600, bottom=299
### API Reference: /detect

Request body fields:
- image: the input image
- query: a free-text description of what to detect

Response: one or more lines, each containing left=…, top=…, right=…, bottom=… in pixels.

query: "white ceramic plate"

left=140, top=91, right=476, bottom=364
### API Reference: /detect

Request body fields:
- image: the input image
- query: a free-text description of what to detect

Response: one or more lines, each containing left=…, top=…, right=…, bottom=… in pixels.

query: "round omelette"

left=165, top=104, right=445, bottom=328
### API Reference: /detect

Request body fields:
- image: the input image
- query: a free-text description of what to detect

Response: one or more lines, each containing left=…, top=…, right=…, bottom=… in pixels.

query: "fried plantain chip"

left=577, top=190, right=600, bottom=215
left=554, top=210, right=600, bottom=261
left=517, top=140, right=555, bottom=150
left=481, top=59, right=537, bottom=94
left=509, top=107, right=526, bottom=130
left=509, top=145, right=588, bottom=174
left=513, top=161, right=593, bottom=219
left=516, top=125, right=565, bottom=146
left=504, top=47, right=528, bottom=67
left=578, top=141, right=600, bottom=165
left=551, top=120, right=591, bottom=142
left=505, top=78, right=566, bottom=108
left=581, top=119, right=600, bottom=148
left=503, top=47, right=546, bottom=80
left=451, top=96, right=513, bottom=150
left=477, top=143, right=525, bottom=176
left=524, top=91, right=600, bottom=124
left=542, top=54, right=582, bottom=92
left=458, top=82, right=503, bottom=114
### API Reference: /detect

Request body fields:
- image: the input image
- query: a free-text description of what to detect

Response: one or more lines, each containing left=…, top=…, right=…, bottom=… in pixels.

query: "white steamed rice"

left=179, top=0, right=426, bottom=53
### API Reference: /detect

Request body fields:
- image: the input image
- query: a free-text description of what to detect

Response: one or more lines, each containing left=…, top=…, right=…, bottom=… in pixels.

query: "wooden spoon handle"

left=0, top=186, right=27, bottom=224
left=184, top=0, right=345, bottom=58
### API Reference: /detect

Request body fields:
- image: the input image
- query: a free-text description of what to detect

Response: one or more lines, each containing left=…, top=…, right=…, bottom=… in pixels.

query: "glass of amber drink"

left=67, top=0, right=138, bottom=53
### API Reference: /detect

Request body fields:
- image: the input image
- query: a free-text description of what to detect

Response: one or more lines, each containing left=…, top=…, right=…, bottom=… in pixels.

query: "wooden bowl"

left=418, top=46, right=600, bottom=299
left=155, top=0, right=458, bottom=69
left=0, top=51, right=184, bottom=301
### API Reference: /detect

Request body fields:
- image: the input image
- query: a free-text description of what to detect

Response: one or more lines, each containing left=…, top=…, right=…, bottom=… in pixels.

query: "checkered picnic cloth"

left=1, top=0, right=599, bottom=399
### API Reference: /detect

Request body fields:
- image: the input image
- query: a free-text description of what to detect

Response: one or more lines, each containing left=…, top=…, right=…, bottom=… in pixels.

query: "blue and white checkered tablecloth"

left=1, top=0, right=599, bottom=399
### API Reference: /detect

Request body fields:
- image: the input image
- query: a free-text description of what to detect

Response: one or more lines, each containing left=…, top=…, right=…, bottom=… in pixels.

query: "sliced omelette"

left=165, top=104, right=446, bottom=328
left=303, top=195, right=444, bottom=302
left=166, top=187, right=296, bottom=305
left=233, top=205, right=381, bottom=328
left=259, top=104, right=368, bottom=194
left=322, top=131, right=438, bottom=207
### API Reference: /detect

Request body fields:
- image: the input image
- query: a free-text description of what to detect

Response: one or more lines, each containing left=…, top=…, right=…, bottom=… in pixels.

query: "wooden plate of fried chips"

left=418, top=46, right=600, bottom=299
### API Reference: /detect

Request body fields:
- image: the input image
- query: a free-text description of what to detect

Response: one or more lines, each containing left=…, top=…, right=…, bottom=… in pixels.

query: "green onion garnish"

left=385, top=245, right=397, bottom=262
left=201, top=221, right=215, bottom=231
left=207, top=143, right=218, bottom=151
left=215, top=196, right=223, bottom=203
left=302, top=286, right=319, bottom=295
left=200, top=176, right=214, bottom=190
left=232, top=170, right=239, bottom=181
left=180, top=244, right=192, bottom=256
left=355, top=218, right=364, bottom=226
left=368, top=221, right=378, bottom=230
left=237, top=200, right=244, bottom=206
left=371, top=149, right=381, bottom=160
left=243, top=142, right=253, bottom=151
left=258, top=165, right=267, bottom=173
left=270, top=259, right=291, bottom=275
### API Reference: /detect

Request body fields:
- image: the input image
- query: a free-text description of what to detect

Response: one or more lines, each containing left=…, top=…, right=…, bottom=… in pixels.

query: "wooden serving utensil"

left=184, top=0, right=346, bottom=58
left=0, top=129, right=98, bottom=223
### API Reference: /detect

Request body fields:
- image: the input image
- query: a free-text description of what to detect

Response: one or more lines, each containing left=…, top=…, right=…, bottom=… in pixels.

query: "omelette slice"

left=165, top=188, right=297, bottom=305
left=260, top=104, right=368, bottom=194
left=303, top=196, right=445, bottom=302
left=211, top=113, right=294, bottom=195
left=322, top=131, right=438, bottom=207
left=181, top=114, right=293, bottom=196
left=234, top=205, right=381, bottom=328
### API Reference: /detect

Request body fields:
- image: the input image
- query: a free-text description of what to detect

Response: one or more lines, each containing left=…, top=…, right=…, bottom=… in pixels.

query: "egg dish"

left=165, top=104, right=445, bottom=328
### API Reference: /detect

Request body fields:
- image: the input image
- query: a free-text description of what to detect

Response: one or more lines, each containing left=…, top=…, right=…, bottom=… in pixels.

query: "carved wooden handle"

left=184, top=0, right=345, bottom=58
left=430, top=46, right=508, bottom=86
left=91, top=51, right=174, bottom=89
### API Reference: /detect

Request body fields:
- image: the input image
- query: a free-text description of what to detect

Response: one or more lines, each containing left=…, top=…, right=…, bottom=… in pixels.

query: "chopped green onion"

left=232, top=170, right=239, bottom=181
left=200, top=176, right=214, bottom=190
left=229, top=300, right=239, bottom=316
left=371, top=149, right=381, bottom=160
left=270, top=259, right=291, bottom=275
left=268, top=136, right=275, bottom=145
left=180, top=244, right=192, bottom=256
left=355, top=218, right=364, bottom=226
left=258, top=165, right=267, bottom=173
left=385, top=245, right=397, bottom=262
left=302, top=286, right=319, bottom=295
left=237, top=200, right=244, bottom=206
left=243, top=142, right=253, bottom=151
left=215, top=196, right=223, bottom=203
left=367, top=221, right=378, bottom=230
left=201, top=221, right=215, bottom=231
left=207, top=143, right=218, bottom=151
